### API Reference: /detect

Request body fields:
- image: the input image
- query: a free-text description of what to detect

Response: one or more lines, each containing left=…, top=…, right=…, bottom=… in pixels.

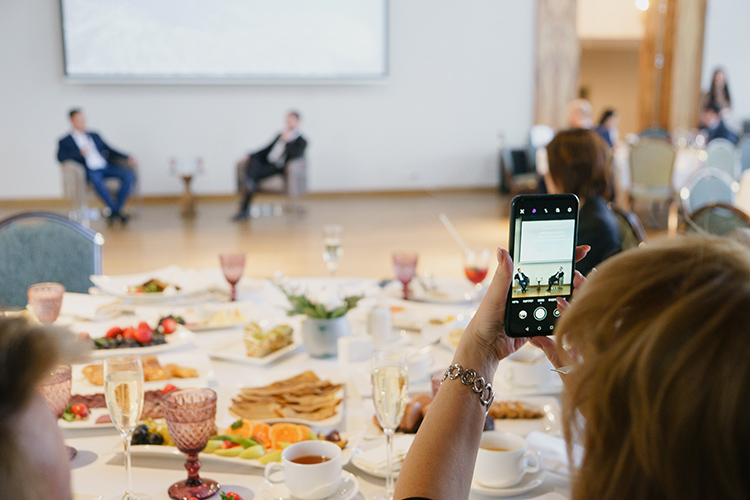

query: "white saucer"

left=470, top=470, right=545, bottom=497
left=259, top=471, right=359, bottom=500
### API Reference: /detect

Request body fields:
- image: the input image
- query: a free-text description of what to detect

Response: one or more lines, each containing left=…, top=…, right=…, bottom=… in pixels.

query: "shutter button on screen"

left=533, top=307, right=547, bottom=321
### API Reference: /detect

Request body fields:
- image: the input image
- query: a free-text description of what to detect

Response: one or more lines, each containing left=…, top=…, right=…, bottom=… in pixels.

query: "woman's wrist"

left=454, top=335, right=500, bottom=382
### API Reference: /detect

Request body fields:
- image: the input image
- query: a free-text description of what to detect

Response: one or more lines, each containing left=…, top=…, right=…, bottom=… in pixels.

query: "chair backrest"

left=736, top=134, right=750, bottom=173
left=686, top=203, right=750, bottom=236
left=706, top=138, right=740, bottom=179
left=680, top=168, right=737, bottom=216
left=0, top=212, right=103, bottom=308
left=630, top=139, right=676, bottom=192
left=609, top=204, right=647, bottom=250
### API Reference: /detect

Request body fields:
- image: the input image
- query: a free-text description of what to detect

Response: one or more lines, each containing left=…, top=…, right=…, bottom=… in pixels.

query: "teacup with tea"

left=264, top=440, right=342, bottom=499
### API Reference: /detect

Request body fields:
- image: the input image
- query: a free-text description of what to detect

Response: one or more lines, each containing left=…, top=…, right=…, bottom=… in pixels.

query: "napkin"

left=353, top=434, right=415, bottom=472
left=61, top=292, right=121, bottom=321
left=526, top=431, right=582, bottom=474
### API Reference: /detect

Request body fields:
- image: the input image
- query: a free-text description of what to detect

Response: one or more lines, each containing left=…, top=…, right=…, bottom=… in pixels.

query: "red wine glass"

left=219, top=253, right=246, bottom=301
left=392, top=253, right=418, bottom=300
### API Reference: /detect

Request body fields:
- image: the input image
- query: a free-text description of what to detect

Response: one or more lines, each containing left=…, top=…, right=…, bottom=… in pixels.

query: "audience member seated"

left=546, top=266, right=564, bottom=291
left=701, top=103, right=738, bottom=144
left=395, top=236, right=750, bottom=500
left=595, top=108, right=618, bottom=148
left=566, top=98, right=593, bottom=130
left=232, top=111, right=308, bottom=221
left=57, top=109, right=137, bottom=224
left=703, top=67, right=732, bottom=118
left=546, top=129, right=621, bottom=275
left=0, top=317, right=73, bottom=499
left=513, top=268, right=530, bottom=292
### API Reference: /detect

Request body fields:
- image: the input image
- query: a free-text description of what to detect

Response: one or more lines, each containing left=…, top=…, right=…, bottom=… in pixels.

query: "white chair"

left=736, top=134, right=750, bottom=173
left=679, top=167, right=738, bottom=216
left=629, top=139, right=678, bottom=234
left=706, top=138, right=740, bottom=180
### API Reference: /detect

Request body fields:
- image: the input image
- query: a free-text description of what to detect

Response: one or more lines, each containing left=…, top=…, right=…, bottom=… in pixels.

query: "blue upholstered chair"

left=0, top=212, right=104, bottom=308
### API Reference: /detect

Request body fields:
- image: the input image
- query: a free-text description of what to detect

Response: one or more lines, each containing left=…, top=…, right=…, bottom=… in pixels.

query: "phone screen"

left=505, top=194, right=579, bottom=337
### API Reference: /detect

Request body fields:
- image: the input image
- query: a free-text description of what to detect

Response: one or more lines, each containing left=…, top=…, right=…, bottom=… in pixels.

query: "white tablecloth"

left=63, top=276, right=571, bottom=500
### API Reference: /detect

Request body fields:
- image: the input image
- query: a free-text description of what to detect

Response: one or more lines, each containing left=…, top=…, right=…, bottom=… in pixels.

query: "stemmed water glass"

left=27, top=282, right=66, bottom=323
left=322, top=224, right=343, bottom=276
left=219, top=253, right=246, bottom=302
left=37, top=364, right=77, bottom=460
left=104, top=356, right=148, bottom=500
left=371, top=349, right=409, bottom=500
left=463, top=248, right=490, bottom=302
left=392, top=253, right=418, bottom=300
left=163, top=388, right=220, bottom=499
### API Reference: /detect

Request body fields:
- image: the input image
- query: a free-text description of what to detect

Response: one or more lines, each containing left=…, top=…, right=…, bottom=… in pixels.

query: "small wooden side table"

left=180, top=174, right=197, bottom=218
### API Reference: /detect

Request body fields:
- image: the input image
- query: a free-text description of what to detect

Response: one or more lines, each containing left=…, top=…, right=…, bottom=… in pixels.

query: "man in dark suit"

left=57, top=109, right=137, bottom=223
left=514, top=268, right=530, bottom=293
left=547, top=267, right=564, bottom=291
left=701, top=103, right=738, bottom=144
left=233, top=111, right=308, bottom=221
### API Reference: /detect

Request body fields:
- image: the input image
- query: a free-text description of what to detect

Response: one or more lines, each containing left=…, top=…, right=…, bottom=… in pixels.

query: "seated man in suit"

left=701, top=103, right=738, bottom=144
left=233, top=111, right=308, bottom=221
left=547, top=267, right=564, bottom=291
left=57, top=109, right=137, bottom=224
left=514, top=268, right=530, bottom=293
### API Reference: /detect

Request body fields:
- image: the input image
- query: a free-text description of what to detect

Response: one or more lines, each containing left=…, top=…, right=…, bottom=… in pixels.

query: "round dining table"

left=60, top=273, right=573, bottom=500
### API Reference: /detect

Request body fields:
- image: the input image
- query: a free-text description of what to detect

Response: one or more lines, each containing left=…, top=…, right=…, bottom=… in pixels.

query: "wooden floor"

left=1, top=192, right=515, bottom=280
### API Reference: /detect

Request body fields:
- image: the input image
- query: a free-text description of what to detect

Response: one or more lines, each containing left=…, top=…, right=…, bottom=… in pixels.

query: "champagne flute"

left=463, top=248, right=490, bottom=302
left=322, top=224, right=343, bottom=276
left=392, top=253, right=418, bottom=300
left=27, top=282, right=66, bottom=324
left=163, top=388, right=220, bottom=499
left=219, top=253, right=246, bottom=301
left=37, top=364, right=77, bottom=459
left=371, top=349, right=409, bottom=500
left=104, top=356, right=148, bottom=500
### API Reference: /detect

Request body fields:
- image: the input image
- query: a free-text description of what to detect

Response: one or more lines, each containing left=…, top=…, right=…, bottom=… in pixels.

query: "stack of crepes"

left=230, top=371, right=343, bottom=421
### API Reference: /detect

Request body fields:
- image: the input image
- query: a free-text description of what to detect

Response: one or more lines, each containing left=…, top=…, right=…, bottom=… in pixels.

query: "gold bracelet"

left=441, top=363, right=495, bottom=410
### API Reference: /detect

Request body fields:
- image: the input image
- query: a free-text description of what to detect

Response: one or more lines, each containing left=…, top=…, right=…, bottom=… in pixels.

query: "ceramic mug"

left=264, top=440, right=342, bottom=499
left=474, top=431, right=541, bottom=488
left=503, top=349, right=555, bottom=388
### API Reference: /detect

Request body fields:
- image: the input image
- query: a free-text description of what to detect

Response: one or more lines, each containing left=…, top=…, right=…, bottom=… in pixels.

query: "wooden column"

left=637, top=0, right=706, bottom=132
left=535, top=0, right=579, bottom=129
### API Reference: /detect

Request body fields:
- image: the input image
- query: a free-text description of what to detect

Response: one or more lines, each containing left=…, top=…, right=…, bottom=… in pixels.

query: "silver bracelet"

left=441, top=363, right=495, bottom=411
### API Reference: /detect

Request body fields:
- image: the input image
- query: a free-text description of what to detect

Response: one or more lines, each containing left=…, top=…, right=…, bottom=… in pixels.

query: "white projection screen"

left=60, top=0, right=388, bottom=80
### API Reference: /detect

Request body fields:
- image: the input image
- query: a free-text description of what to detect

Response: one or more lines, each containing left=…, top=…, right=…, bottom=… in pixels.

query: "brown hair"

left=556, top=236, right=750, bottom=500
left=547, top=129, right=610, bottom=200
left=0, top=318, right=65, bottom=499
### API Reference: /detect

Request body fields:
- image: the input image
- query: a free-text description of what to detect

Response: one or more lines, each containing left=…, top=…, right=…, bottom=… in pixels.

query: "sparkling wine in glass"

left=163, top=388, right=220, bottom=499
left=37, top=364, right=77, bottom=460
left=371, top=350, right=409, bottom=500
left=104, top=356, right=148, bottom=500
left=392, top=253, right=418, bottom=300
left=27, top=282, right=66, bottom=324
left=219, top=253, right=246, bottom=302
left=322, top=224, right=343, bottom=276
left=463, top=248, right=490, bottom=302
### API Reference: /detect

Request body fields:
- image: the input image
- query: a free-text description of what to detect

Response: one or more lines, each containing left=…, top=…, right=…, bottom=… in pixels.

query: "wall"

left=580, top=46, right=641, bottom=137
left=0, top=1, right=535, bottom=199
left=702, top=0, right=750, bottom=130
left=577, top=0, right=644, bottom=41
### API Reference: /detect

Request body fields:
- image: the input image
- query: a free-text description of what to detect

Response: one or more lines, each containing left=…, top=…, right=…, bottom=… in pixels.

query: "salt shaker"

left=368, top=303, right=393, bottom=346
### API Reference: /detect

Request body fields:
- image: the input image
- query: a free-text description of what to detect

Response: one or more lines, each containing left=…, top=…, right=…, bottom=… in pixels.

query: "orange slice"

left=226, top=419, right=254, bottom=438
left=270, top=423, right=304, bottom=450
left=252, top=422, right=272, bottom=448
left=298, top=425, right=315, bottom=440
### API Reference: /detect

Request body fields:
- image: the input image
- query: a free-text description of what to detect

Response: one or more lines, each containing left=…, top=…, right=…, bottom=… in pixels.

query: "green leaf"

left=230, top=419, right=243, bottom=430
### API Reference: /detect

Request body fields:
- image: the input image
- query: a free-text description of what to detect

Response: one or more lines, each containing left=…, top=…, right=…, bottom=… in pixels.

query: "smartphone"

left=505, top=194, right=579, bottom=337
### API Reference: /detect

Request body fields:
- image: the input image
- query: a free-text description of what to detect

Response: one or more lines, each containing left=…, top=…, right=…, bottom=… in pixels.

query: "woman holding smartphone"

left=394, top=236, right=750, bottom=500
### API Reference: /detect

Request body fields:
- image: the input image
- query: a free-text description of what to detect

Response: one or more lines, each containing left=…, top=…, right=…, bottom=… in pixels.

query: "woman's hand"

left=460, top=246, right=591, bottom=364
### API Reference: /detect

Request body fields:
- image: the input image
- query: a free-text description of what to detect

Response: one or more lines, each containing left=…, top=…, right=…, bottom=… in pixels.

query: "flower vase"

left=301, top=316, right=350, bottom=358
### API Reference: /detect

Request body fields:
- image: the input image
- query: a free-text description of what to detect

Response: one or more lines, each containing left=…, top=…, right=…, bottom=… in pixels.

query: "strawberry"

left=161, top=317, right=177, bottom=334
left=134, top=322, right=153, bottom=344
left=105, top=326, right=122, bottom=339
left=70, top=403, right=89, bottom=418
left=122, top=327, right=137, bottom=340
left=162, top=384, right=177, bottom=395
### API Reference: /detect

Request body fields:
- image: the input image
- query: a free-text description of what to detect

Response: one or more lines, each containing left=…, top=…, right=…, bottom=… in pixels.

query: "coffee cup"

left=474, top=431, right=541, bottom=488
left=264, top=440, right=342, bottom=499
left=502, top=347, right=554, bottom=388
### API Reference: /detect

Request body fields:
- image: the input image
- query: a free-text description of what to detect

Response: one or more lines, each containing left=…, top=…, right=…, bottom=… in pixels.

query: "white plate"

left=90, top=265, right=215, bottom=303
left=350, top=433, right=415, bottom=478
left=259, top=471, right=359, bottom=500
left=387, top=277, right=476, bottom=304
left=470, top=470, right=545, bottom=497
left=491, top=397, right=562, bottom=437
left=58, top=407, right=114, bottom=430
left=494, top=376, right=564, bottom=397
left=71, top=351, right=212, bottom=392
left=130, top=432, right=359, bottom=469
left=133, top=302, right=255, bottom=332
left=77, top=323, right=196, bottom=360
left=208, top=339, right=302, bottom=366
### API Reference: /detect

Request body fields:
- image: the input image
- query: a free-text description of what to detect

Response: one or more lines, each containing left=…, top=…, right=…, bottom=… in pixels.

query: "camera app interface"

left=510, top=198, right=577, bottom=335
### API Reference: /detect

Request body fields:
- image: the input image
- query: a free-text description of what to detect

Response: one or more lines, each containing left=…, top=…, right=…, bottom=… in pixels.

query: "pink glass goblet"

left=163, top=388, right=220, bottom=500
left=392, top=253, right=418, bottom=300
left=219, top=253, right=246, bottom=302
left=37, top=364, right=77, bottom=459
left=27, top=282, right=66, bottom=324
